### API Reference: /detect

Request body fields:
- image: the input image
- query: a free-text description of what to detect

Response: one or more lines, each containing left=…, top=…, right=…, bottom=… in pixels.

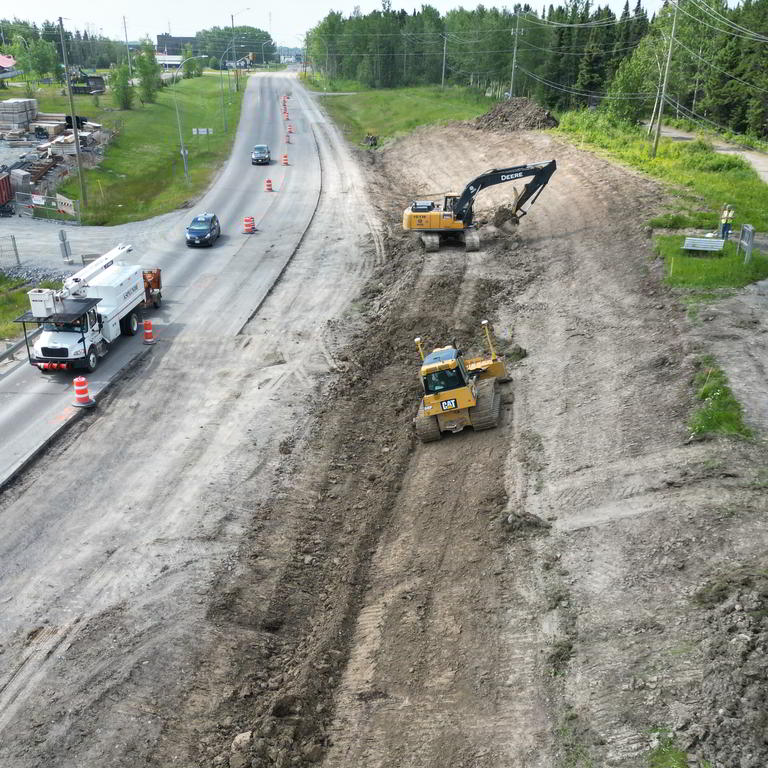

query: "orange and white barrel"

left=265, top=178, right=273, bottom=191
left=73, top=376, right=95, bottom=408
left=143, top=319, right=156, bottom=345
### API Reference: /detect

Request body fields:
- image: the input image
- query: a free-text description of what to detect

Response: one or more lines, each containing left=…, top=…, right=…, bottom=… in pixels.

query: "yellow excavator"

left=413, top=321, right=509, bottom=442
left=402, top=159, right=557, bottom=252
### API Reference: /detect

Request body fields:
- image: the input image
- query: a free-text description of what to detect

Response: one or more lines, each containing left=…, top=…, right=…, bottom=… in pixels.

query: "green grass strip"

left=657, top=236, right=768, bottom=289
left=307, top=82, right=494, bottom=146
left=690, top=355, right=752, bottom=438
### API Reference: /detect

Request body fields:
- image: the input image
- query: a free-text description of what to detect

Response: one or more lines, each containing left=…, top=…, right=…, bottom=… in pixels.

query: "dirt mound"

left=471, top=97, right=558, bottom=132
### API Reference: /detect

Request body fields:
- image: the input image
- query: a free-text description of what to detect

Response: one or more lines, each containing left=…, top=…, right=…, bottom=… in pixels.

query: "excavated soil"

left=471, top=98, right=559, bottom=132
left=2, top=121, right=767, bottom=768
left=151, top=127, right=767, bottom=768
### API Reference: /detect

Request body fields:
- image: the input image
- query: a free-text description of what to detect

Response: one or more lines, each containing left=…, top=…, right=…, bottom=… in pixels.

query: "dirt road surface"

left=2, top=116, right=767, bottom=768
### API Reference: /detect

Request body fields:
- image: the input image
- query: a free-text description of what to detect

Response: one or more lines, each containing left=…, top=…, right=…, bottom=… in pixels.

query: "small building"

left=156, top=34, right=198, bottom=56
left=0, top=53, right=22, bottom=81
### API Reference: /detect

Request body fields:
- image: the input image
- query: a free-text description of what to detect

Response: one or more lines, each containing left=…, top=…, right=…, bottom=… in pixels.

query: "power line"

left=674, top=35, right=768, bottom=94
left=686, top=0, right=768, bottom=43
left=518, top=65, right=655, bottom=99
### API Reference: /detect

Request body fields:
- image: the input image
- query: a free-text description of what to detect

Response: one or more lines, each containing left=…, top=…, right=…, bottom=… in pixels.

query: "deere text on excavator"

left=402, top=159, right=556, bottom=252
left=414, top=321, right=509, bottom=442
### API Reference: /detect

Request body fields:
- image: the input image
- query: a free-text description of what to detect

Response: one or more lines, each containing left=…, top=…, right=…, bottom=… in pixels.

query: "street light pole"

left=172, top=56, right=206, bottom=181
left=230, top=7, right=250, bottom=92
left=58, top=17, right=87, bottom=208
left=219, top=43, right=235, bottom=132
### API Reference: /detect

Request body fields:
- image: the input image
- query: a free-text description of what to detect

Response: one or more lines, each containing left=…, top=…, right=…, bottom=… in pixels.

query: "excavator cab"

left=413, top=321, right=508, bottom=442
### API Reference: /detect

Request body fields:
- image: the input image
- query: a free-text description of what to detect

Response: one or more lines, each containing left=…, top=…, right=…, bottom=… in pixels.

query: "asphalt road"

left=0, top=67, right=377, bottom=766
left=0, top=73, right=319, bottom=487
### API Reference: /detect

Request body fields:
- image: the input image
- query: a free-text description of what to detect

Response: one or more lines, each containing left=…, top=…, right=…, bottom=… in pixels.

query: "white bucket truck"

left=15, top=244, right=162, bottom=372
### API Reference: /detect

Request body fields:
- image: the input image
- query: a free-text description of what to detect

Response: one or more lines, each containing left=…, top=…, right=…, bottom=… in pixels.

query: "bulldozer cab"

left=420, top=347, right=470, bottom=395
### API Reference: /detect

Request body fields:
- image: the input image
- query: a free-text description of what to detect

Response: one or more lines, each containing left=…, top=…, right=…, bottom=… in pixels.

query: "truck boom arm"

left=452, top=159, right=556, bottom=225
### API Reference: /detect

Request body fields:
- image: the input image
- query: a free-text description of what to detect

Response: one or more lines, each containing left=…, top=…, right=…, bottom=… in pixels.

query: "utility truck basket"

left=28, top=288, right=56, bottom=318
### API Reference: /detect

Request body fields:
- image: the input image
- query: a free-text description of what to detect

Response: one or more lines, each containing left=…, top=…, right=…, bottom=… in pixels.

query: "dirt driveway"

left=1, top=121, right=766, bottom=768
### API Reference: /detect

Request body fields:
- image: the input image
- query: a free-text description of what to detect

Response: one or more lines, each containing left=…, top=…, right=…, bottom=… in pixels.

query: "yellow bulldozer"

left=402, top=159, right=556, bottom=252
left=413, top=321, right=509, bottom=442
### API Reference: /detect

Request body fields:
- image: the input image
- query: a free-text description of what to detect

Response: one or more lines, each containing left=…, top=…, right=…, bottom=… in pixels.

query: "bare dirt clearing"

left=1, top=117, right=767, bottom=768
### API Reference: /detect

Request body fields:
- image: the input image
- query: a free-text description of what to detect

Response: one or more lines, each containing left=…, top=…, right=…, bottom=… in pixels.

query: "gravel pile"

left=1, top=264, right=75, bottom=284
left=471, top=98, right=558, bottom=132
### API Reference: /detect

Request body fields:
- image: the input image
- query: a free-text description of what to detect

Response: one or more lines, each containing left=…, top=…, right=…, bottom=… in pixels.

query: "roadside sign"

left=193, top=128, right=214, bottom=135
left=736, top=224, right=756, bottom=263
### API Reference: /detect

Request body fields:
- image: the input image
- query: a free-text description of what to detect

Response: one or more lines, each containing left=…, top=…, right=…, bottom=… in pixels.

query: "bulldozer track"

left=415, top=413, right=441, bottom=442
left=469, top=378, right=501, bottom=431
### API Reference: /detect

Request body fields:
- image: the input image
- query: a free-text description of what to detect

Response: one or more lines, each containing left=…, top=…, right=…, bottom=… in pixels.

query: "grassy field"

left=307, top=81, right=494, bottom=146
left=656, top=236, right=768, bottom=289
left=557, top=111, right=768, bottom=233
left=11, top=74, right=244, bottom=225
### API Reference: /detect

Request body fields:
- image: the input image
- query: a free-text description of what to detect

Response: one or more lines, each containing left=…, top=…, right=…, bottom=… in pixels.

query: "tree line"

left=305, top=0, right=768, bottom=139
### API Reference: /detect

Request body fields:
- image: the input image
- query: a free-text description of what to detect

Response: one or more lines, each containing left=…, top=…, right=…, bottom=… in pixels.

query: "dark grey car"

left=251, top=144, right=271, bottom=165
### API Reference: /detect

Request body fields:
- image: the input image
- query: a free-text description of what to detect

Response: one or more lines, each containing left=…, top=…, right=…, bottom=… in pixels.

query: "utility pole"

left=59, top=17, right=87, bottom=208
left=509, top=11, right=520, bottom=99
left=231, top=14, right=238, bottom=91
left=651, top=0, right=678, bottom=158
left=441, top=35, right=447, bottom=90
left=123, top=16, right=132, bottom=78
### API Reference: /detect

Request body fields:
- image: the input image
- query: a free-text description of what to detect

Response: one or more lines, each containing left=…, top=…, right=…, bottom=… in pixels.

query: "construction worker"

left=720, top=204, right=734, bottom=240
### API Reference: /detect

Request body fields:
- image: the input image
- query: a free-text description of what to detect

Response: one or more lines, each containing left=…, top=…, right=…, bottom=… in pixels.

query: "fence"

left=0, top=234, right=21, bottom=270
left=14, top=192, right=81, bottom=225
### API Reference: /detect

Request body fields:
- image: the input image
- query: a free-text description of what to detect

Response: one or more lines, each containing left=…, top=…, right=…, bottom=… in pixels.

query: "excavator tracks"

left=469, top=378, right=501, bottom=431
left=463, top=230, right=480, bottom=252
left=421, top=233, right=440, bottom=252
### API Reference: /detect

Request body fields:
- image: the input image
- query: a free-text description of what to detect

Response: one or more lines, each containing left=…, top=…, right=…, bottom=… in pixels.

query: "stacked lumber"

left=0, top=98, right=37, bottom=130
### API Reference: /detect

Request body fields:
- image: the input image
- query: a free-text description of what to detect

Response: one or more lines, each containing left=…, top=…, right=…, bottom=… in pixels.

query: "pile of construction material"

left=471, top=97, right=558, bottom=132
left=0, top=98, right=38, bottom=133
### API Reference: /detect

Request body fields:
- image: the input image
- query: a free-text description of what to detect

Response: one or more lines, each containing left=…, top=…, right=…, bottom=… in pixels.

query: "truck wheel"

left=154, top=293, right=162, bottom=309
left=124, top=311, right=139, bottom=336
left=86, top=347, right=98, bottom=372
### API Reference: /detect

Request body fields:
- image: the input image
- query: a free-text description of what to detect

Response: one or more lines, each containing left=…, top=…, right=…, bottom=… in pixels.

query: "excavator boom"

left=452, top=159, right=556, bottom=225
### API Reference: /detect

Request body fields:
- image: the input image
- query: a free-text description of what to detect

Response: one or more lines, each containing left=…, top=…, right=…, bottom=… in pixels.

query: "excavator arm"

left=452, top=159, right=556, bottom=226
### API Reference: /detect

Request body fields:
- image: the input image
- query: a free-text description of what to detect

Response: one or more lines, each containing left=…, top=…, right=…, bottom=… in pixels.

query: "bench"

left=683, top=237, right=725, bottom=255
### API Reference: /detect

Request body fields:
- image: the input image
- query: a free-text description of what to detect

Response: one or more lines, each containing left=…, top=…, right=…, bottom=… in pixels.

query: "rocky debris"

left=492, top=204, right=521, bottom=231
left=680, top=572, right=768, bottom=768
left=1, top=265, right=75, bottom=284
left=230, top=731, right=252, bottom=752
left=471, top=97, right=558, bottom=133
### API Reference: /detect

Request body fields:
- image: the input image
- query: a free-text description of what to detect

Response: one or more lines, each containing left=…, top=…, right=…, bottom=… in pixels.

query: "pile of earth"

left=471, top=97, right=558, bottom=132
